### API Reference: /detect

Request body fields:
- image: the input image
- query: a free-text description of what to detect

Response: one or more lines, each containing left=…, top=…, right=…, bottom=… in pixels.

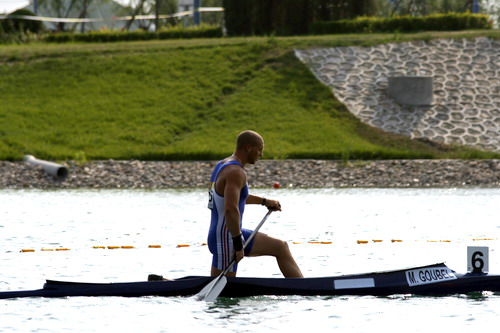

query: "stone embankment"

left=1, top=159, right=499, bottom=189
left=295, top=38, right=500, bottom=153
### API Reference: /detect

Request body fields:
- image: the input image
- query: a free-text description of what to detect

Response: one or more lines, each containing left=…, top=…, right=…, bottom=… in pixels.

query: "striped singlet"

left=207, top=160, right=254, bottom=272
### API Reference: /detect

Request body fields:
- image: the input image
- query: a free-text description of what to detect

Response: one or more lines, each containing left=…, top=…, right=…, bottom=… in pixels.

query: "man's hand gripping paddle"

left=196, top=210, right=272, bottom=302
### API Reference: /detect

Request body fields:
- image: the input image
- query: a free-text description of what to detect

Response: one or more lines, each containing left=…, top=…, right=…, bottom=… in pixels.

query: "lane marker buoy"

left=17, top=237, right=499, bottom=253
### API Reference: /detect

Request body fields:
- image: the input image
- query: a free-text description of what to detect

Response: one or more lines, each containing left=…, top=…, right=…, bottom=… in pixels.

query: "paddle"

left=196, top=209, right=272, bottom=302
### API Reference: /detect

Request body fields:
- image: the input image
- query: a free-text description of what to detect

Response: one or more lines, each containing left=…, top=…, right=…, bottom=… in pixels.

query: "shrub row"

left=44, top=25, right=222, bottom=43
left=310, top=13, right=493, bottom=34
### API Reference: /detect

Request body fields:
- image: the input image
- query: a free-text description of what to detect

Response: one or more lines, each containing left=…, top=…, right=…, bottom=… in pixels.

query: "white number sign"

left=467, top=246, right=489, bottom=273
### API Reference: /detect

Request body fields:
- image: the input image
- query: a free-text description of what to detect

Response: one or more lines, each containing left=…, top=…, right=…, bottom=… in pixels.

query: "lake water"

left=1, top=188, right=499, bottom=332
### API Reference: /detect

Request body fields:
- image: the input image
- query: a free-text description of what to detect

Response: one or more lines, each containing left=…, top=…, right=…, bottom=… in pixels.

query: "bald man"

left=207, top=130, right=303, bottom=278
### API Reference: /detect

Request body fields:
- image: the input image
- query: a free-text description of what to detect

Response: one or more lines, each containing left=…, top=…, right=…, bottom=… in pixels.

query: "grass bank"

left=1, top=31, right=500, bottom=161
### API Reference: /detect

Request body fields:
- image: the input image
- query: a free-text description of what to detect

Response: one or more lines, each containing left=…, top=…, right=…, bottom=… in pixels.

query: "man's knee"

left=275, top=239, right=291, bottom=255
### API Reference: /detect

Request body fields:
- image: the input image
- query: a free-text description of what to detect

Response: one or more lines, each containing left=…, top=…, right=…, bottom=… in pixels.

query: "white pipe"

left=24, top=155, right=69, bottom=181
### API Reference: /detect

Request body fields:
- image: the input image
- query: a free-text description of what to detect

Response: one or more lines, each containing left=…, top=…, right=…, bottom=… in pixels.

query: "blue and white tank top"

left=208, top=160, right=249, bottom=236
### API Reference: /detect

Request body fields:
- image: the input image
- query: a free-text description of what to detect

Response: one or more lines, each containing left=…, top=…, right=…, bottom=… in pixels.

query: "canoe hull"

left=1, top=263, right=499, bottom=299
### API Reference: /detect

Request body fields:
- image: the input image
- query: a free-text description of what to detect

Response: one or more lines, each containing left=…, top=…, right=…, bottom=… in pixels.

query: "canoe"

left=1, top=263, right=500, bottom=299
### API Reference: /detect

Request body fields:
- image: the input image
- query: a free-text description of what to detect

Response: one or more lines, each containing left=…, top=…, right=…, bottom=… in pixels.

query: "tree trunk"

left=125, top=0, right=147, bottom=31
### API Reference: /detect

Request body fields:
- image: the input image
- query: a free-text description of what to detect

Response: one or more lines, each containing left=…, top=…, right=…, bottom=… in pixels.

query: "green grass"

left=1, top=31, right=500, bottom=161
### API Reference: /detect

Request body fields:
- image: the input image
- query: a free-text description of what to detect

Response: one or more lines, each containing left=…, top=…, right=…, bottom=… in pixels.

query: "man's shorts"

left=208, top=227, right=255, bottom=273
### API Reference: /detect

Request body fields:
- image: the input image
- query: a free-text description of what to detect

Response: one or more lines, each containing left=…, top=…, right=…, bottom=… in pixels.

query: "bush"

left=0, top=9, right=44, bottom=34
left=310, top=13, right=493, bottom=34
left=44, top=25, right=223, bottom=43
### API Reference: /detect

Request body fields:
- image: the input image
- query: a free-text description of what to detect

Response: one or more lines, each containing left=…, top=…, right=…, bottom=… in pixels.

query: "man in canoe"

left=207, top=130, right=303, bottom=278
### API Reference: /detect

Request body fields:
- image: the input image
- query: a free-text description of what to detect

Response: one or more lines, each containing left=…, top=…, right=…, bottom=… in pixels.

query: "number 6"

left=472, top=251, right=484, bottom=272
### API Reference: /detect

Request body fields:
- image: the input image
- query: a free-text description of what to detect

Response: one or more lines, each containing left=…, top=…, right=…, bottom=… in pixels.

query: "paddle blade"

left=195, top=277, right=218, bottom=300
left=203, top=275, right=227, bottom=302
left=195, top=275, right=227, bottom=302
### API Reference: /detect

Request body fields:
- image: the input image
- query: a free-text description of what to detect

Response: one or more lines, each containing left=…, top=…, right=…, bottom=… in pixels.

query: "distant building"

left=178, top=0, right=193, bottom=12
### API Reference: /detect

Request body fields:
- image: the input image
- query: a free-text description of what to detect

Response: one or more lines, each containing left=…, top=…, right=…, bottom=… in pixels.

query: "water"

left=1, top=188, right=499, bottom=332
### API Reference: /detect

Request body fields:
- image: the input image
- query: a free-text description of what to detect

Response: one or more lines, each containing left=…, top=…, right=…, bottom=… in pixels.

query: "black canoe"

left=1, top=263, right=500, bottom=299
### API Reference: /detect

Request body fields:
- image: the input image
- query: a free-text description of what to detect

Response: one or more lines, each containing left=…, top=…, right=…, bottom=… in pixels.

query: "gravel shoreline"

left=1, top=159, right=499, bottom=189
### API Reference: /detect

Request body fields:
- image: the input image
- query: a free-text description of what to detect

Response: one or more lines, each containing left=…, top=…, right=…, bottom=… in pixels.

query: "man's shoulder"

left=220, top=164, right=247, bottom=185
left=222, top=163, right=246, bottom=175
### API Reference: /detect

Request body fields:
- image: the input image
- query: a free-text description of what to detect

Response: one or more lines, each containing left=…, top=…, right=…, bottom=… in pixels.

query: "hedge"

left=310, top=13, right=493, bottom=34
left=44, top=25, right=223, bottom=43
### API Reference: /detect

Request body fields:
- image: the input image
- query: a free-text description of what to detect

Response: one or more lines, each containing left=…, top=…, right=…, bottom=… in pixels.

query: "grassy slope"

left=1, top=31, right=500, bottom=161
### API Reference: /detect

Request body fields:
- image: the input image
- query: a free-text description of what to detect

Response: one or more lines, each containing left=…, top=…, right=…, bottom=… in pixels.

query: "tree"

left=37, top=0, right=80, bottom=31
left=76, top=0, right=91, bottom=33
left=197, top=0, right=224, bottom=26
left=1, top=8, right=44, bottom=33
left=308, top=0, right=382, bottom=21
left=223, top=0, right=384, bottom=36
left=482, top=0, right=500, bottom=26
left=388, top=0, right=476, bottom=16
left=36, top=0, right=124, bottom=32
left=122, top=0, right=177, bottom=31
